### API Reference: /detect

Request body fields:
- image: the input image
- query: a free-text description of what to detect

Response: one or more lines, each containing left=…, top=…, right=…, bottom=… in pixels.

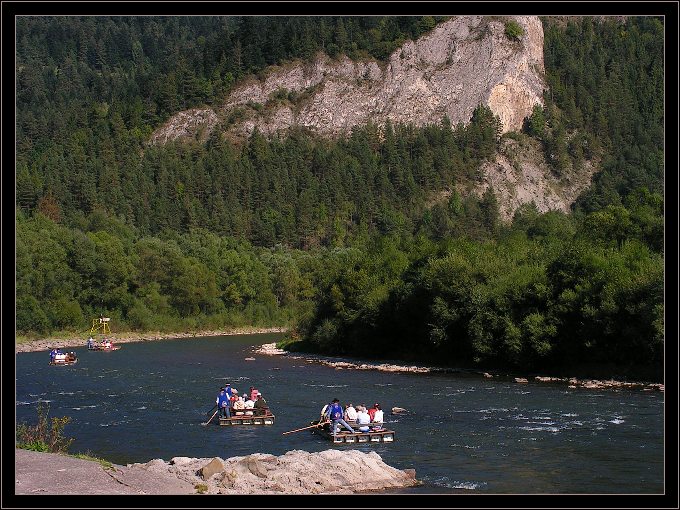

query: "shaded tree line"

left=17, top=107, right=502, bottom=249
left=15, top=208, right=330, bottom=335
left=289, top=189, right=664, bottom=382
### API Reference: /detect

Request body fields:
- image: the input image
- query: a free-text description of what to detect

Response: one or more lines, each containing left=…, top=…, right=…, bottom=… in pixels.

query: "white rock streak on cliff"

left=150, top=15, right=545, bottom=144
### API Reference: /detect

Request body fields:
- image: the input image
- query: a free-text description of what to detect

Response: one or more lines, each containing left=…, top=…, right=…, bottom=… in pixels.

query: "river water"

left=15, top=333, right=664, bottom=494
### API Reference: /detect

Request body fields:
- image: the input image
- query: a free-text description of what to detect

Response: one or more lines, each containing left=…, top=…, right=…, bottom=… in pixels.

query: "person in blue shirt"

left=325, top=398, right=354, bottom=436
left=225, top=383, right=233, bottom=399
left=217, top=388, right=231, bottom=419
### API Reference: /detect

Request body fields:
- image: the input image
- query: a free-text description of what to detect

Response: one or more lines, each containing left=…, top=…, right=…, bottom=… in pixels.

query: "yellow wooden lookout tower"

left=90, top=315, right=111, bottom=335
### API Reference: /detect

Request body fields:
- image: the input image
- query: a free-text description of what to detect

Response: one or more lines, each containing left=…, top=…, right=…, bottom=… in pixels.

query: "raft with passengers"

left=205, top=384, right=275, bottom=426
left=315, top=400, right=394, bottom=444
left=49, top=349, right=78, bottom=366
left=283, top=399, right=395, bottom=444
left=86, top=316, right=121, bottom=351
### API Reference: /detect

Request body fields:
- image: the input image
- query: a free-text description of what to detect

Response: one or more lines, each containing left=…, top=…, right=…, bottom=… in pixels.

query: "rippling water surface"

left=15, top=334, right=664, bottom=494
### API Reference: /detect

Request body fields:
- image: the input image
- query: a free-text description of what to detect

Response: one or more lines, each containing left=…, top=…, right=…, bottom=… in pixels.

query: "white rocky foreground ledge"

left=131, top=449, right=419, bottom=494
left=15, top=449, right=419, bottom=495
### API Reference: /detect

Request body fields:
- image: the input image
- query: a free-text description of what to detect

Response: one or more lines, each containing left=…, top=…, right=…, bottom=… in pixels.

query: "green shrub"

left=16, top=402, right=74, bottom=453
left=505, top=20, right=524, bottom=41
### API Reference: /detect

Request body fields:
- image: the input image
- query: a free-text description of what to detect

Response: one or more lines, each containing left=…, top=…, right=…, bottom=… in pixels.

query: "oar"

left=202, top=409, right=219, bottom=426
left=206, top=404, right=217, bottom=415
left=282, top=420, right=329, bottom=435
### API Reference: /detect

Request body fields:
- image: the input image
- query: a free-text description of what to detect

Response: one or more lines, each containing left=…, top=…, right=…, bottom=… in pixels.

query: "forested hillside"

left=15, top=16, right=664, bottom=381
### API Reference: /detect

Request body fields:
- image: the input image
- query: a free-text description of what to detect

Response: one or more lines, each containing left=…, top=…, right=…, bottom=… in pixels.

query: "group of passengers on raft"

left=216, top=383, right=269, bottom=419
left=87, top=337, right=115, bottom=349
left=49, top=348, right=75, bottom=362
left=321, top=399, right=384, bottom=436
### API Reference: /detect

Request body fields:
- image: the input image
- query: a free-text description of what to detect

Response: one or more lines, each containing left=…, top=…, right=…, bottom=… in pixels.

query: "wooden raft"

left=310, top=422, right=395, bottom=444
left=218, top=413, right=275, bottom=426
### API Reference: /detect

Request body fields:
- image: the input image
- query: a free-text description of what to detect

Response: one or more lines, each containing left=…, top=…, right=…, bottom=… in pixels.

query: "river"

left=15, top=333, right=664, bottom=494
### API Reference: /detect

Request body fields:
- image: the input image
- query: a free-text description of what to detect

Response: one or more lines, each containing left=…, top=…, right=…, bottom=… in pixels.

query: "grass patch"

left=194, top=483, right=208, bottom=494
left=69, top=452, right=115, bottom=471
left=16, top=330, right=88, bottom=344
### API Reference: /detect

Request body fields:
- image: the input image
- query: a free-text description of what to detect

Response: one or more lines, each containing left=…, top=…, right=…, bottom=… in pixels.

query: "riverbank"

left=15, top=448, right=419, bottom=495
left=255, top=343, right=665, bottom=393
left=16, top=330, right=663, bottom=393
left=15, top=327, right=288, bottom=354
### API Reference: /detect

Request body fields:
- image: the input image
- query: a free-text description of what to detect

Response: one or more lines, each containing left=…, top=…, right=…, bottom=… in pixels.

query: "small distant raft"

left=219, top=412, right=275, bottom=426
left=310, top=420, right=395, bottom=444
left=87, top=341, right=121, bottom=351
left=49, top=352, right=78, bottom=366
left=87, top=316, right=121, bottom=351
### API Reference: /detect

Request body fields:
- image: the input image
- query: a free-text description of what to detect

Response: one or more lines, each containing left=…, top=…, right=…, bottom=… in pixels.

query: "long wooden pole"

left=202, top=409, right=219, bottom=426
left=282, top=420, right=328, bottom=435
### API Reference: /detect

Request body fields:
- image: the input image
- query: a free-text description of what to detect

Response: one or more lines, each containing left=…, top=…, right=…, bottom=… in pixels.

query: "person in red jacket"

left=368, top=403, right=378, bottom=422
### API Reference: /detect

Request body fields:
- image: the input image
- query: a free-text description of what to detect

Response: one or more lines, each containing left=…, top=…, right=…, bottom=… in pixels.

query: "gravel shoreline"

left=255, top=343, right=664, bottom=393
left=15, top=327, right=288, bottom=354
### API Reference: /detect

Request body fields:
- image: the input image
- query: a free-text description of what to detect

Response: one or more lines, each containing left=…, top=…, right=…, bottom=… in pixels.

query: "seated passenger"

left=244, top=396, right=255, bottom=415
left=254, top=394, right=268, bottom=416
left=372, top=404, right=384, bottom=423
left=345, top=403, right=357, bottom=422
left=356, top=406, right=371, bottom=432
left=320, top=403, right=330, bottom=423
left=371, top=404, right=384, bottom=430
left=233, top=396, right=245, bottom=415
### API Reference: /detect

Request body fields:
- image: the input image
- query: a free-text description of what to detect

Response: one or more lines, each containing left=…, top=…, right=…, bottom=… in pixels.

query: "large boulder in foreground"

left=15, top=448, right=419, bottom=495
left=132, top=449, right=420, bottom=494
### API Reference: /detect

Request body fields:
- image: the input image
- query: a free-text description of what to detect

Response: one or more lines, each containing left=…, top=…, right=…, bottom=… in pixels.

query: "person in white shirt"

left=345, top=403, right=357, bottom=422
left=356, top=406, right=371, bottom=432
left=373, top=404, right=383, bottom=429
left=244, top=396, right=255, bottom=415
left=233, top=396, right=245, bottom=415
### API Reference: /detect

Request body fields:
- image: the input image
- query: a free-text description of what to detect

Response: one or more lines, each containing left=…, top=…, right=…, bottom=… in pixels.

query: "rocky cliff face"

left=149, top=16, right=594, bottom=219
left=473, top=136, right=598, bottom=221
left=150, top=15, right=545, bottom=144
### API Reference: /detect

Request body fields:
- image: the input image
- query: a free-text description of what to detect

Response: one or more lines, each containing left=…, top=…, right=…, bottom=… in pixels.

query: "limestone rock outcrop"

left=129, top=449, right=420, bottom=494
left=15, top=448, right=419, bottom=495
left=150, top=15, right=545, bottom=145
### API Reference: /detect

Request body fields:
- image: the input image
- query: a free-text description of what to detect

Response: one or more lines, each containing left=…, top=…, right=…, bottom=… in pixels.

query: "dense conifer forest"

left=15, top=16, right=664, bottom=380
